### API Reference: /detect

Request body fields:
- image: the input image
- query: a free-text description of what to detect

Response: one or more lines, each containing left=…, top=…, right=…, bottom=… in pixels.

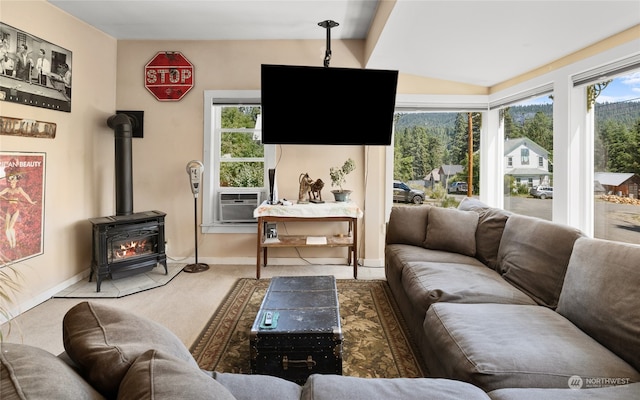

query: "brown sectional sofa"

left=1, top=301, right=493, bottom=400
left=385, top=197, right=640, bottom=396
left=2, top=198, right=639, bottom=398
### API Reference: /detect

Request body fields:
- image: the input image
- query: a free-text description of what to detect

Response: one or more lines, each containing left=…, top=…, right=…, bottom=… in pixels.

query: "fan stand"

left=184, top=196, right=209, bottom=273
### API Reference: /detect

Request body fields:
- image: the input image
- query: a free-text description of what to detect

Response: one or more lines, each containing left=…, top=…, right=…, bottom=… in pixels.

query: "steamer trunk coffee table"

left=250, top=276, right=343, bottom=384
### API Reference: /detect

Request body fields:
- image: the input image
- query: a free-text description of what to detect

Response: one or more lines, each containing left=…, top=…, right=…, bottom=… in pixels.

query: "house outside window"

left=500, top=93, right=554, bottom=221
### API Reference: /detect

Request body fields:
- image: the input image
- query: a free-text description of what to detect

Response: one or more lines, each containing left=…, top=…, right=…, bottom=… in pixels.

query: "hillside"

left=393, top=100, right=640, bottom=182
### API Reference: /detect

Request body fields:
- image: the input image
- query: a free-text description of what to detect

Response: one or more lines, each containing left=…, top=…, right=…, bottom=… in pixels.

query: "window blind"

left=488, top=83, right=554, bottom=110
left=572, top=54, right=640, bottom=87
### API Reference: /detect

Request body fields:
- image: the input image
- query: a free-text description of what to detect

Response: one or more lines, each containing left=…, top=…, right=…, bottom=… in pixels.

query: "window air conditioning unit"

left=219, top=192, right=260, bottom=223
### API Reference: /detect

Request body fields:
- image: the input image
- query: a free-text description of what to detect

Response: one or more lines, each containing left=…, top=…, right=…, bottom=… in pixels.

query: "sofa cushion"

left=401, top=260, right=535, bottom=316
left=117, top=350, right=236, bottom=400
left=301, top=374, right=491, bottom=400
left=488, top=382, right=640, bottom=400
left=63, top=301, right=199, bottom=398
left=458, top=198, right=511, bottom=270
left=424, top=207, right=478, bottom=256
left=213, top=372, right=302, bottom=400
left=0, top=342, right=105, bottom=400
left=557, top=237, right=640, bottom=372
left=424, top=303, right=640, bottom=392
left=386, top=205, right=430, bottom=246
left=497, top=214, right=583, bottom=308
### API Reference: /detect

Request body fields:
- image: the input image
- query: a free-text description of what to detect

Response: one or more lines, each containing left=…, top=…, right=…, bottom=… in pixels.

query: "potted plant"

left=329, top=158, right=355, bottom=202
left=0, top=265, right=23, bottom=341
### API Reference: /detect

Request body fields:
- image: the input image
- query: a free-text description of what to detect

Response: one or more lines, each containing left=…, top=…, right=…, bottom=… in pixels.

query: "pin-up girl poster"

left=0, top=152, right=45, bottom=267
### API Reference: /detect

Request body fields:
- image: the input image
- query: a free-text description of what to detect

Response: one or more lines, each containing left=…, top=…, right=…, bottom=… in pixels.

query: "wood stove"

left=89, top=211, right=167, bottom=292
left=88, top=113, right=168, bottom=292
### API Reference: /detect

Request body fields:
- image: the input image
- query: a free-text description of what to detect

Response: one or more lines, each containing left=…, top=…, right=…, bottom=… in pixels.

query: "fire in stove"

left=114, top=239, right=152, bottom=259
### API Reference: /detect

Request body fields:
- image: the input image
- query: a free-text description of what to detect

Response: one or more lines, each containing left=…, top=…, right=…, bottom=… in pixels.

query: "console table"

left=254, top=202, right=363, bottom=279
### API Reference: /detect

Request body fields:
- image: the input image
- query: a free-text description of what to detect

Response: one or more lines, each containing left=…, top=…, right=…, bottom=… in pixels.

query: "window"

left=521, top=148, right=530, bottom=165
left=202, top=91, right=275, bottom=233
left=392, top=110, right=481, bottom=204
left=499, top=93, right=554, bottom=221
left=217, top=106, right=264, bottom=188
left=592, top=72, right=640, bottom=245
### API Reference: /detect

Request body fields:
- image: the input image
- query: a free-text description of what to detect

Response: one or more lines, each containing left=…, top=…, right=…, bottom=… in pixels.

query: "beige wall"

left=116, top=40, right=376, bottom=263
left=1, top=0, right=117, bottom=311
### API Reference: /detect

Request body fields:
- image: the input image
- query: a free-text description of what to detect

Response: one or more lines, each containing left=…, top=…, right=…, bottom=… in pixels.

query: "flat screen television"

left=260, top=64, right=398, bottom=145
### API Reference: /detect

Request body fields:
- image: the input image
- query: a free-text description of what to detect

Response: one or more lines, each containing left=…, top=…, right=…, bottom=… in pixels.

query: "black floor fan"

left=184, top=160, right=209, bottom=273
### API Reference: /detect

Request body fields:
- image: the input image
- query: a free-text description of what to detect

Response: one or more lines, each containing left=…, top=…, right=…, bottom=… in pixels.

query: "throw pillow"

left=0, top=342, right=105, bottom=399
left=386, top=205, right=431, bottom=246
left=423, top=207, right=478, bottom=256
left=63, top=301, right=199, bottom=398
left=118, top=350, right=236, bottom=400
left=457, top=197, right=488, bottom=210
left=497, top=215, right=583, bottom=308
left=458, top=197, right=512, bottom=270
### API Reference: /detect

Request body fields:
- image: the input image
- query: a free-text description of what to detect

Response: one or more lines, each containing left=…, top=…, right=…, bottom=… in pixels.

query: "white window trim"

left=202, top=90, right=275, bottom=234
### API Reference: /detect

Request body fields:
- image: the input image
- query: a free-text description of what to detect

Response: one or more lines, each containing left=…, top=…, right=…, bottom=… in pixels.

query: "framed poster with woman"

left=0, top=22, right=72, bottom=112
left=0, top=152, right=45, bottom=267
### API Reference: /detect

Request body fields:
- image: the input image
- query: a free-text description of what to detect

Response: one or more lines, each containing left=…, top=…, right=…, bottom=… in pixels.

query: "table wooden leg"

left=352, top=218, right=358, bottom=279
left=256, top=218, right=263, bottom=279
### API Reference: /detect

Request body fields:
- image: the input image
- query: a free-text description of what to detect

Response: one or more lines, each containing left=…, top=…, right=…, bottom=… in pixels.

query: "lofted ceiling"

left=47, top=0, right=640, bottom=87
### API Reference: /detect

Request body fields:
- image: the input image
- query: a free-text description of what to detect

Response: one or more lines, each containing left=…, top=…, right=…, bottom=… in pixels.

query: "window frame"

left=202, top=90, right=275, bottom=234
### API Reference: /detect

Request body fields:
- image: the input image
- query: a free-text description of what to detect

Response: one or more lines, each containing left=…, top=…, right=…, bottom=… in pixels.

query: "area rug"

left=190, top=278, right=427, bottom=378
left=53, top=263, right=184, bottom=298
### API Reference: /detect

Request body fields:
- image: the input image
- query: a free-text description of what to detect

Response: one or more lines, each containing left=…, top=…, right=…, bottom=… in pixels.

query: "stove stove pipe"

left=107, top=114, right=134, bottom=216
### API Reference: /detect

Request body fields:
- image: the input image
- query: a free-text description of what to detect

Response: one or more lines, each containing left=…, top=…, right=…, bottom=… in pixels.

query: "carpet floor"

left=190, top=278, right=427, bottom=378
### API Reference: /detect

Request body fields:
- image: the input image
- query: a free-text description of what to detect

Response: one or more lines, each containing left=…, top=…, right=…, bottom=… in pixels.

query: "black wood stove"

left=89, top=211, right=167, bottom=292
left=88, top=114, right=167, bottom=292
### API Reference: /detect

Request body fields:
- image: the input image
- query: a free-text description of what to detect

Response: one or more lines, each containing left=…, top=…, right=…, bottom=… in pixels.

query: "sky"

left=597, top=72, right=640, bottom=103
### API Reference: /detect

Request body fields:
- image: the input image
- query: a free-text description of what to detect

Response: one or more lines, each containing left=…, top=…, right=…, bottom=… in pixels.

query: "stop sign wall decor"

left=145, top=51, right=194, bottom=101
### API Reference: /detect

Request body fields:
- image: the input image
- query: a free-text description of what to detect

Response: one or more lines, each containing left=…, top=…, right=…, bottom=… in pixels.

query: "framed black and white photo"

left=0, top=22, right=73, bottom=112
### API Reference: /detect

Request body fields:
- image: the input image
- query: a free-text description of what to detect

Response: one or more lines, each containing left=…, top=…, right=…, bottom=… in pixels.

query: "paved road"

left=505, top=196, right=639, bottom=245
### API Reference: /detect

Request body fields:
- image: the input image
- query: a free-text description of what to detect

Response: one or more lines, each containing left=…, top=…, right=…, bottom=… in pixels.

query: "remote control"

left=264, top=311, right=273, bottom=326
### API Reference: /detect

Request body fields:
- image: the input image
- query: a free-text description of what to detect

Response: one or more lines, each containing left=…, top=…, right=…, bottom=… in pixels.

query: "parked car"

left=393, top=181, right=425, bottom=204
left=530, top=186, right=553, bottom=199
left=447, top=181, right=468, bottom=194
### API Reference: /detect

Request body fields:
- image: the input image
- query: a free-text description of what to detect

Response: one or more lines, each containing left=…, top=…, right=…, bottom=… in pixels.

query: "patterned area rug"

left=190, top=278, right=427, bottom=378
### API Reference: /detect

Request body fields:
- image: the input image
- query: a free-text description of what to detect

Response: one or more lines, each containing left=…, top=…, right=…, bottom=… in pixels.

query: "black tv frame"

left=260, top=64, right=398, bottom=146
